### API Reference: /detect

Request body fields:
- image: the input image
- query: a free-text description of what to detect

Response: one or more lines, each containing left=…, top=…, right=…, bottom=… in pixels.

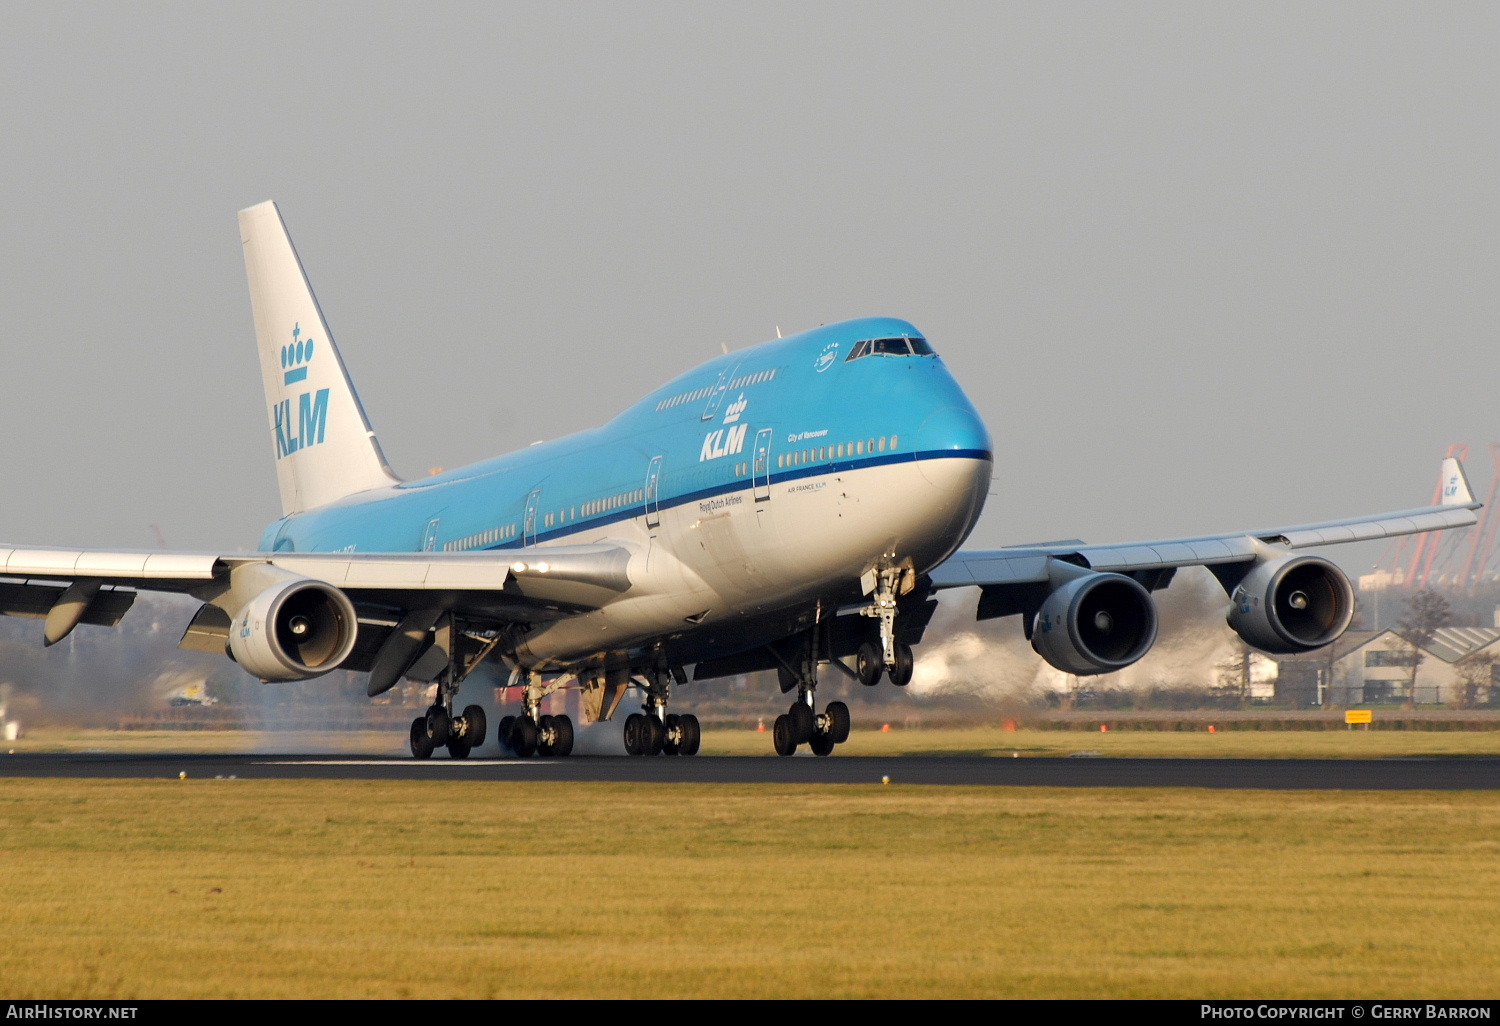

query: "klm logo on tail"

left=274, top=324, right=329, bottom=459
left=281, top=323, right=315, bottom=384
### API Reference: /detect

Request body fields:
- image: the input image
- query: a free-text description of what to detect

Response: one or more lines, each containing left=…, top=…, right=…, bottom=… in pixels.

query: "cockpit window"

left=845, top=336, right=935, bottom=362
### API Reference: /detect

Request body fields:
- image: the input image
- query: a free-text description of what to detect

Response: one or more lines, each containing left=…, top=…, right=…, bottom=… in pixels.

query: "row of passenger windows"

left=582, top=488, right=643, bottom=518
left=444, top=522, right=518, bottom=552
left=655, top=367, right=780, bottom=412
left=726, top=367, right=777, bottom=390
left=776, top=435, right=898, bottom=469
left=846, top=337, right=934, bottom=361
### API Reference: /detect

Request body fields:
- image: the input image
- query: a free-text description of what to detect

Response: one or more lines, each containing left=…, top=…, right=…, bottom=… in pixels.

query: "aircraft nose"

left=913, top=403, right=991, bottom=484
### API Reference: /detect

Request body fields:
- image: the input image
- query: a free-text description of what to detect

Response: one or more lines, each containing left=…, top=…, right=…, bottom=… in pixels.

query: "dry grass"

left=1, top=778, right=1498, bottom=998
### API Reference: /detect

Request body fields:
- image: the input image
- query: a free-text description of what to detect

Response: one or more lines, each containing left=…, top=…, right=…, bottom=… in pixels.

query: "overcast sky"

left=1, top=3, right=1496, bottom=579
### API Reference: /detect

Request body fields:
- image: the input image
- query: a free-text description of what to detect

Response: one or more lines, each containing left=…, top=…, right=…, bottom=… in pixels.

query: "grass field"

left=2, top=777, right=1499, bottom=999
left=11, top=724, right=1500, bottom=759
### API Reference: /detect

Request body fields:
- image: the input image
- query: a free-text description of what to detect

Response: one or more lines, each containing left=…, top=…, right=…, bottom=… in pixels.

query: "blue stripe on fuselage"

left=259, top=318, right=993, bottom=554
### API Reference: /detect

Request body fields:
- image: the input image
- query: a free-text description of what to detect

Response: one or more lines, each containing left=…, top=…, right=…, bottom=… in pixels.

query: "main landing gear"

left=623, top=667, right=700, bottom=756
left=496, top=671, right=574, bottom=758
left=409, top=700, right=488, bottom=760
left=771, top=628, right=851, bottom=757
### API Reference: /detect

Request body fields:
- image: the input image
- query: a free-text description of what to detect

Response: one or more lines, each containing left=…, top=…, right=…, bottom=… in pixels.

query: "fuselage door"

left=421, top=516, right=441, bottom=552
left=645, top=455, right=663, bottom=529
left=523, top=488, right=542, bottom=545
left=753, top=428, right=773, bottom=502
left=701, top=362, right=742, bottom=421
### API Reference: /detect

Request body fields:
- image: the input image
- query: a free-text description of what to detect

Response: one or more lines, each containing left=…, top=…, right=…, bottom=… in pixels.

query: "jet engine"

left=1226, top=555, right=1353, bottom=654
left=227, top=575, right=359, bottom=682
left=1031, top=569, right=1159, bottom=676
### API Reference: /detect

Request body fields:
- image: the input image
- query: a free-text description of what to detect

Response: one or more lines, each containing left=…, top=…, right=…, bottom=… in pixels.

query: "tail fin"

left=239, top=201, right=401, bottom=515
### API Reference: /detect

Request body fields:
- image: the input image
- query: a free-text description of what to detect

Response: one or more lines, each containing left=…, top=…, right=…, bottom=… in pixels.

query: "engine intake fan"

left=1031, top=564, right=1159, bottom=676
left=1226, top=555, right=1353, bottom=654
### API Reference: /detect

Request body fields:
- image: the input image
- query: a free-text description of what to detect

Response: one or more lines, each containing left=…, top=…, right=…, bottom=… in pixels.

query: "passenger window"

left=878, top=437, right=886, bottom=452
left=891, top=435, right=898, bottom=448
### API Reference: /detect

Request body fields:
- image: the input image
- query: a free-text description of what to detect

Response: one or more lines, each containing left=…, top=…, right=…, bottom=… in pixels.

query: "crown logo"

left=722, top=393, right=748, bottom=424
left=281, top=323, right=315, bottom=385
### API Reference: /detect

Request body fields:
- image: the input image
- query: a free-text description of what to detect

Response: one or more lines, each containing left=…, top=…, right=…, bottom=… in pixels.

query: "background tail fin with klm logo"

left=239, top=201, right=401, bottom=516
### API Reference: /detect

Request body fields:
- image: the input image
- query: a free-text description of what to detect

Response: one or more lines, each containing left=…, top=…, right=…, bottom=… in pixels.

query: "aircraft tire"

left=890, top=643, right=914, bottom=687
left=552, top=714, right=574, bottom=757
left=510, top=716, right=538, bottom=758
left=497, top=716, right=516, bottom=754
left=680, top=714, right=701, bottom=756
left=409, top=717, right=435, bottom=759
left=810, top=732, right=835, bottom=757
left=623, top=713, right=646, bottom=756
left=446, top=736, right=471, bottom=759
left=772, top=715, right=797, bottom=756
left=645, top=716, right=666, bottom=756
left=826, top=701, right=851, bottom=744
left=788, top=702, right=815, bottom=744
left=662, top=713, right=681, bottom=756
left=425, top=705, right=451, bottom=745
left=462, top=704, right=487, bottom=748
left=856, top=643, right=883, bottom=687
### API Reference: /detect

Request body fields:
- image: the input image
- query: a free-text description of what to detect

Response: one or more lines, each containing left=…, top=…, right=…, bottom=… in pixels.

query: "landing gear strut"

left=771, top=626, right=851, bottom=757
left=622, top=667, right=700, bottom=756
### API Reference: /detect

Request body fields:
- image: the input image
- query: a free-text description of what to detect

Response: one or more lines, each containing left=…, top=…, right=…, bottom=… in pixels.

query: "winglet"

left=1440, top=457, right=1475, bottom=507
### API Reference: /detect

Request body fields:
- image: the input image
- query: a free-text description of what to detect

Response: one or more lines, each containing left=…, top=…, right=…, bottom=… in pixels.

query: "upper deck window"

left=845, top=337, right=935, bottom=362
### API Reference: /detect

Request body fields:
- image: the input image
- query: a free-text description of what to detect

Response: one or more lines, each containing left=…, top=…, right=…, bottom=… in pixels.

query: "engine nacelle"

left=1226, top=555, right=1353, bottom=654
left=227, top=576, right=359, bottom=682
left=1031, top=569, right=1159, bottom=676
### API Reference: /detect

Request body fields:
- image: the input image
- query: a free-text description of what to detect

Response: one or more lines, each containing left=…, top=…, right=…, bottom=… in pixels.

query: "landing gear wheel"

left=461, top=705, right=487, bottom=748
left=856, top=642, right=883, bottom=687
left=425, top=705, right=451, bottom=745
left=826, top=701, right=851, bottom=744
left=788, top=702, right=815, bottom=744
left=446, top=736, right=472, bottom=759
left=889, top=643, right=914, bottom=687
left=772, top=714, right=797, bottom=756
left=810, top=732, right=835, bottom=757
left=624, top=713, right=646, bottom=756
left=509, top=716, right=538, bottom=758
left=679, top=714, right=701, bottom=756
left=409, top=716, right=435, bottom=759
left=536, top=714, right=557, bottom=757
left=551, top=714, right=574, bottom=758
left=497, top=716, right=516, bottom=753
left=662, top=713, right=681, bottom=756
left=644, top=716, right=666, bottom=756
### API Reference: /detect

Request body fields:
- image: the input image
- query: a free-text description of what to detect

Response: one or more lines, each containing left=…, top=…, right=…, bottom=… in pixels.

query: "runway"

left=5, top=752, right=1500, bottom=788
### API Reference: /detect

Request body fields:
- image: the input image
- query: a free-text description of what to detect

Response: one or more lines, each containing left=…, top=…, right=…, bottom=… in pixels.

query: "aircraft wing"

left=931, top=457, right=1480, bottom=593
left=0, top=542, right=633, bottom=642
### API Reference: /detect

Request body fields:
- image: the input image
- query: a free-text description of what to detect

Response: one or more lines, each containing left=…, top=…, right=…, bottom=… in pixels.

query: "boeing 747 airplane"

left=0, top=203, right=1479, bottom=757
